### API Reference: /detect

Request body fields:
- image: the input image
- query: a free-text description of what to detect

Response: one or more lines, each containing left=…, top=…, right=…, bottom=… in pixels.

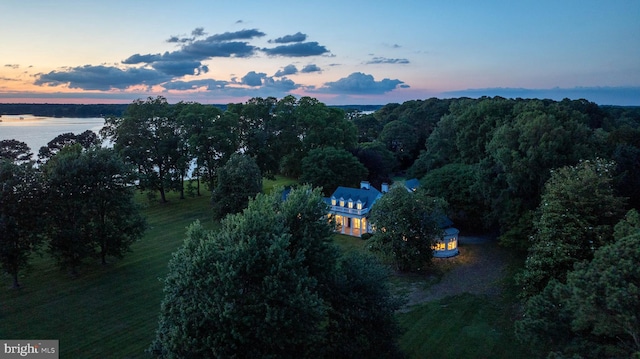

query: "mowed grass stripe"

left=1, top=190, right=214, bottom=358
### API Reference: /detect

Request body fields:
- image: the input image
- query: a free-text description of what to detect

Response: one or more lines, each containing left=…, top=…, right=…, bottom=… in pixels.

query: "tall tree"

left=37, top=130, right=100, bottom=164
left=0, top=139, right=33, bottom=164
left=102, top=96, right=180, bottom=202
left=211, top=153, right=262, bottom=219
left=299, top=147, right=368, bottom=196
left=0, top=160, right=44, bottom=288
left=176, top=103, right=238, bottom=193
left=150, top=186, right=402, bottom=358
left=43, top=146, right=146, bottom=273
left=368, top=186, right=448, bottom=271
left=517, top=158, right=626, bottom=299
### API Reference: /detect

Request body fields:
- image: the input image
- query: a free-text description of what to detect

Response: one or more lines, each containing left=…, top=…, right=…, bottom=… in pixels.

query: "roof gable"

left=330, top=186, right=382, bottom=210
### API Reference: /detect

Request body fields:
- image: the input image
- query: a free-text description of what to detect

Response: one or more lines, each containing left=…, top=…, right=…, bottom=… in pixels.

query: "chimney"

left=360, top=181, right=370, bottom=190
left=381, top=183, right=389, bottom=193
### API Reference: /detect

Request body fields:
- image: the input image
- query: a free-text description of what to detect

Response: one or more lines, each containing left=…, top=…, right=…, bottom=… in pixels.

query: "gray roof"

left=329, top=186, right=382, bottom=210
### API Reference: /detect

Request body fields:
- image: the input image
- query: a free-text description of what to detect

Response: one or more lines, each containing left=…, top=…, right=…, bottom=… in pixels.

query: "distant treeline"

left=0, top=103, right=382, bottom=118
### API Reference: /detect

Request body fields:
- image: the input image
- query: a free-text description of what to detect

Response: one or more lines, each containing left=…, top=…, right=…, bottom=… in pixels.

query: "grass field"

left=1, top=177, right=529, bottom=358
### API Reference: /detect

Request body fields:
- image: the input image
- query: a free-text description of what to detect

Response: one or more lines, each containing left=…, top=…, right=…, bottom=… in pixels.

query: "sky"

left=1, top=0, right=639, bottom=106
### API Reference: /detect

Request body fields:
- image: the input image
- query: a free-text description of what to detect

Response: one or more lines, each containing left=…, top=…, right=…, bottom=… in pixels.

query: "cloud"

left=301, top=64, right=321, bottom=73
left=241, top=71, right=268, bottom=86
left=274, top=64, right=298, bottom=77
left=162, top=79, right=228, bottom=91
left=316, top=72, right=407, bottom=94
left=208, top=28, right=265, bottom=42
left=35, top=65, right=171, bottom=90
left=191, top=27, right=206, bottom=37
left=4, top=64, right=20, bottom=69
left=270, top=32, right=307, bottom=44
left=122, top=53, right=163, bottom=64
left=263, top=42, right=329, bottom=57
left=366, top=57, right=410, bottom=64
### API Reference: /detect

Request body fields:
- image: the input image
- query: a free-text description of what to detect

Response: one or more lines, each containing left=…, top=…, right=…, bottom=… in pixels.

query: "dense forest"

left=2, top=95, right=640, bottom=358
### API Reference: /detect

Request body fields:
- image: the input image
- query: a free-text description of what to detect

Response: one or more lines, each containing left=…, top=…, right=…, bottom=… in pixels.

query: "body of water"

left=0, top=114, right=105, bottom=156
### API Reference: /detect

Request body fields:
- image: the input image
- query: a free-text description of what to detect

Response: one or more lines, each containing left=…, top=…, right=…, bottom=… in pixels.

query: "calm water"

left=0, top=114, right=105, bottom=155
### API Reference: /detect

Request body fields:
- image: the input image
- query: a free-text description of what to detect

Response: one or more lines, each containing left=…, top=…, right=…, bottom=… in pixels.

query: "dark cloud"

left=182, top=40, right=258, bottom=58
left=262, top=42, right=329, bottom=57
left=151, top=60, right=207, bottom=77
left=122, top=53, right=163, bottom=64
left=166, top=36, right=191, bottom=43
left=191, top=27, right=206, bottom=37
left=208, top=28, right=265, bottom=42
left=366, top=57, right=410, bottom=64
left=35, top=65, right=171, bottom=90
left=241, top=71, right=268, bottom=86
left=5, top=64, right=20, bottom=69
left=301, top=64, right=321, bottom=73
left=274, top=64, right=298, bottom=77
left=162, top=79, right=228, bottom=91
left=270, top=32, right=307, bottom=44
left=317, top=72, right=406, bottom=94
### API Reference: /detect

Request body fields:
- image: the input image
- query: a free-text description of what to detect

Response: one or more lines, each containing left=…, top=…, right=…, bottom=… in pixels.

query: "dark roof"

left=404, top=178, right=420, bottom=192
left=329, top=186, right=382, bottom=210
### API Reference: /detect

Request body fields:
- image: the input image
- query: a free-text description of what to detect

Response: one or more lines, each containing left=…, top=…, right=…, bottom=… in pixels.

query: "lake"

left=0, top=114, right=106, bottom=156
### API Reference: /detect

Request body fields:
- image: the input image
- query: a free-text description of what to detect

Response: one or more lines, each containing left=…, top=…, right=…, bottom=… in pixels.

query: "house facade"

left=325, top=181, right=384, bottom=237
left=326, top=179, right=460, bottom=257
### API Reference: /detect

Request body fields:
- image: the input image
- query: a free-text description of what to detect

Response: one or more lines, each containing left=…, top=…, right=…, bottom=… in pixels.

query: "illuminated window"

left=433, top=242, right=445, bottom=251
left=356, top=200, right=363, bottom=210
left=331, top=196, right=336, bottom=206
left=348, top=198, right=353, bottom=209
left=339, top=197, right=345, bottom=207
left=447, top=240, right=457, bottom=250
left=362, top=218, right=367, bottom=231
left=353, top=218, right=361, bottom=229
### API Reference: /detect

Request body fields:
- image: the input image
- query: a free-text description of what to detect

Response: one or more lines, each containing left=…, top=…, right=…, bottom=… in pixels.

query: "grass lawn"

left=0, top=189, right=216, bottom=358
left=397, top=293, right=531, bottom=359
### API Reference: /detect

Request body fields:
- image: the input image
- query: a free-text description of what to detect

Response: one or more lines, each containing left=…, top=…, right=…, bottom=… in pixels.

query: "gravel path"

left=400, top=236, right=510, bottom=311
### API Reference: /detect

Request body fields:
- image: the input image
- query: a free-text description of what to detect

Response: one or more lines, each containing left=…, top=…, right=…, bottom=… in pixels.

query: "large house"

left=325, top=181, right=385, bottom=237
left=325, top=180, right=459, bottom=257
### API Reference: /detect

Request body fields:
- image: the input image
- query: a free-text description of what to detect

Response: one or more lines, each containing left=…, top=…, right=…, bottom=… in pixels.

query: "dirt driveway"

left=400, top=236, right=512, bottom=310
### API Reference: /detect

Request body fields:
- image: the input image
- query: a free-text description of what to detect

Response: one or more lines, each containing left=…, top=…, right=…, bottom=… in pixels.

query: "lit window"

left=331, top=196, right=336, bottom=206
left=348, top=199, right=353, bottom=209
left=356, top=200, right=363, bottom=210
left=447, top=240, right=457, bottom=250
left=353, top=218, right=361, bottom=229
left=433, top=242, right=445, bottom=251
left=339, top=197, right=345, bottom=207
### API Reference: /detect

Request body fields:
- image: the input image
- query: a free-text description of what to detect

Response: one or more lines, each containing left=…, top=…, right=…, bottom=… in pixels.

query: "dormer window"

left=348, top=198, right=354, bottom=209
left=356, top=200, right=363, bottom=210
left=339, top=197, right=345, bottom=207
left=331, top=196, right=336, bottom=206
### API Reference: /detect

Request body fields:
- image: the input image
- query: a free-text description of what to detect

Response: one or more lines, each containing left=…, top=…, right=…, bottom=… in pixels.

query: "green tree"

left=43, top=146, right=146, bottom=273
left=211, top=153, right=262, bottom=219
left=150, top=186, right=402, bottom=358
left=516, top=232, right=640, bottom=358
left=368, top=186, right=448, bottom=271
left=102, top=96, right=181, bottom=202
left=517, top=158, right=626, bottom=298
left=299, top=147, right=368, bottom=195
left=0, top=160, right=44, bottom=288
left=378, top=120, right=419, bottom=170
left=37, top=130, right=100, bottom=164
left=420, top=163, right=487, bottom=230
left=0, top=139, right=33, bottom=164
left=176, top=103, right=238, bottom=193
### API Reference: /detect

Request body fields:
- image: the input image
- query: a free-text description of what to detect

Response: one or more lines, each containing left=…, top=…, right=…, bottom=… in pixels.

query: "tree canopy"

left=151, top=186, right=402, bottom=358
left=211, top=153, right=262, bottom=219
left=368, top=185, right=448, bottom=271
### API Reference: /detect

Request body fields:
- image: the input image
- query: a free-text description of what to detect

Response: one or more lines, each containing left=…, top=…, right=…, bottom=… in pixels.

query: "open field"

left=1, top=178, right=530, bottom=358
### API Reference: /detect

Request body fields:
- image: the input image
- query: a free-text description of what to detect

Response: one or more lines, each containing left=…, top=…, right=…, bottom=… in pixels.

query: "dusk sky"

left=1, top=0, right=639, bottom=105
